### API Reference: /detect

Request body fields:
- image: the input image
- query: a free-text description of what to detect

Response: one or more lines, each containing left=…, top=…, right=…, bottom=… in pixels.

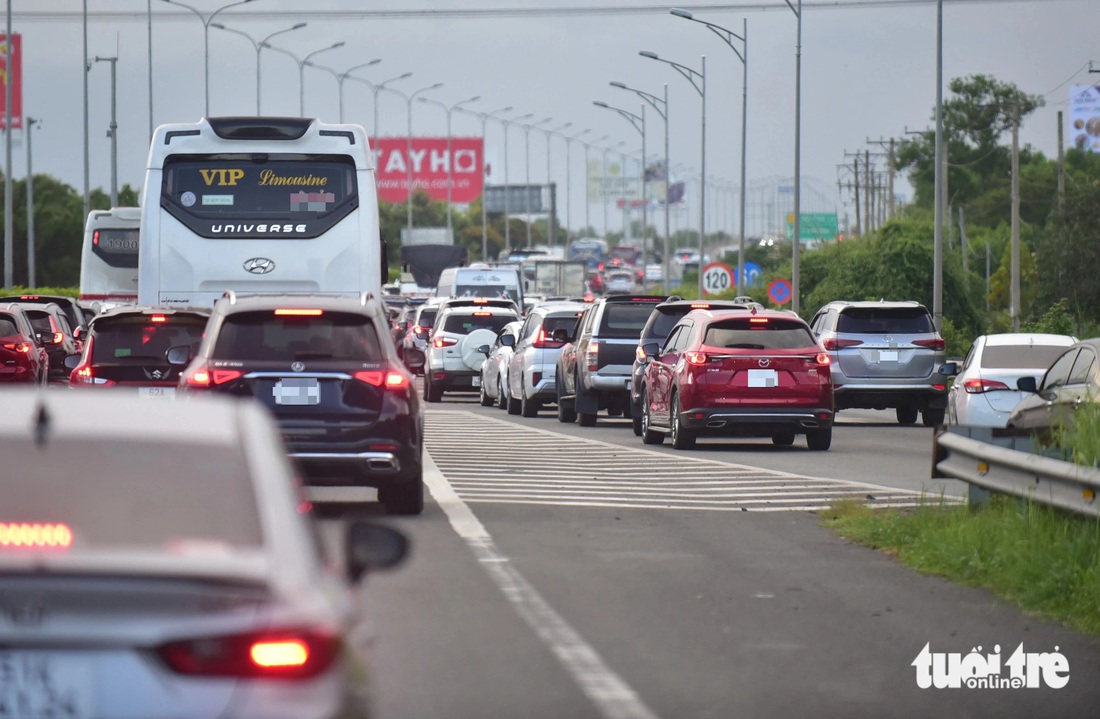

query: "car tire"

left=631, top=411, right=643, bottom=437
left=425, top=374, right=443, bottom=403
left=772, top=432, right=796, bottom=446
left=922, top=408, right=946, bottom=427
left=670, top=395, right=696, bottom=450
left=479, top=377, right=494, bottom=406
left=507, top=388, right=521, bottom=415
left=896, top=405, right=918, bottom=425
left=641, top=391, right=663, bottom=445
left=521, top=390, right=541, bottom=417
left=806, top=426, right=832, bottom=451
left=557, top=385, right=577, bottom=424
left=382, top=476, right=425, bottom=516
left=497, top=377, right=508, bottom=410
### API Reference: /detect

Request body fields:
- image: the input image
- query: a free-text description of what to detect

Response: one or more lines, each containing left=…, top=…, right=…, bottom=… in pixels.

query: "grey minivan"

left=810, top=300, right=948, bottom=426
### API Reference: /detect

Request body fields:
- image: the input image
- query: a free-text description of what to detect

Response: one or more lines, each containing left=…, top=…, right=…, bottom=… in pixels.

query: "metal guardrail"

left=934, top=426, right=1100, bottom=517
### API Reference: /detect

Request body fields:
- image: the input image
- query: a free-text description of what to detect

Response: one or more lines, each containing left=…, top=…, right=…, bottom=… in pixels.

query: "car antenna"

left=33, top=400, right=51, bottom=449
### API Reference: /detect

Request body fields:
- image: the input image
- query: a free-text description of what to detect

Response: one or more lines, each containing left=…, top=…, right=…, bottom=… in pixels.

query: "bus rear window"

left=91, top=228, right=139, bottom=269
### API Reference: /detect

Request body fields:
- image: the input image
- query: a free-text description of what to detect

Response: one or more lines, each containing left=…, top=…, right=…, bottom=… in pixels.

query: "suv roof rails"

left=602, top=295, right=667, bottom=304
left=438, top=297, right=518, bottom=310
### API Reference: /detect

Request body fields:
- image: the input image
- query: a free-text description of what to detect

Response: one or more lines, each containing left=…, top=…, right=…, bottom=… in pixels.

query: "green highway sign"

left=785, top=212, right=839, bottom=242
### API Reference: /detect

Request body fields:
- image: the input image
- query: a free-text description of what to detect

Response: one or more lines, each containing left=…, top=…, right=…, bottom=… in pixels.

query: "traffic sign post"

left=768, top=278, right=792, bottom=306
left=702, top=262, right=734, bottom=296
left=739, top=261, right=762, bottom=288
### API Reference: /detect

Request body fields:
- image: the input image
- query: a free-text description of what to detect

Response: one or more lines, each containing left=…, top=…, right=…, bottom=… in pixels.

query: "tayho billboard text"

left=372, top=137, right=484, bottom=204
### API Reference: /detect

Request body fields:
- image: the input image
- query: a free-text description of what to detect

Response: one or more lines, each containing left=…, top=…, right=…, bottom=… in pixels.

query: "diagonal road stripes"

left=425, top=409, right=943, bottom=513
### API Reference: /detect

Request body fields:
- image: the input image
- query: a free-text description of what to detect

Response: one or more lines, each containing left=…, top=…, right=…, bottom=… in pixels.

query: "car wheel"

left=806, top=426, right=832, bottom=451
left=670, top=394, right=696, bottom=450
left=496, top=377, right=508, bottom=409
left=521, top=391, right=541, bottom=418
left=557, top=384, right=577, bottom=423
left=507, top=388, right=521, bottom=415
left=641, top=391, right=664, bottom=445
left=771, top=432, right=796, bottom=446
left=479, top=376, right=494, bottom=406
left=425, top=374, right=443, bottom=403
left=382, top=475, right=425, bottom=516
left=631, top=411, right=643, bottom=437
left=922, top=408, right=946, bottom=427
left=896, top=405, right=918, bottom=425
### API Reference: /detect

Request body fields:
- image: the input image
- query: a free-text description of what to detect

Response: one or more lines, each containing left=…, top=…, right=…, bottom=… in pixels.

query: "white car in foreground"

left=0, top=390, right=407, bottom=718
left=944, top=332, right=1078, bottom=427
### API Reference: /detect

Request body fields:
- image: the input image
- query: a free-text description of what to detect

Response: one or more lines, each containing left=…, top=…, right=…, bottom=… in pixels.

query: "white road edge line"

left=423, top=452, right=661, bottom=719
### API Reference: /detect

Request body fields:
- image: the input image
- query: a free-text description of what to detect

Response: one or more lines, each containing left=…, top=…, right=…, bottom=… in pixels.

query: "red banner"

left=371, top=137, right=484, bottom=204
left=0, top=34, right=21, bottom=130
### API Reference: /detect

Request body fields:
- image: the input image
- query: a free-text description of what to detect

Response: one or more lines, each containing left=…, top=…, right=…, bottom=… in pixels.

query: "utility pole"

left=852, top=154, right=861, bottom=236
left=867, top=136, right=897, bottom=220
left=1010, top=106, right=1021, bottom=331
left=95, top=56, right=119, bottom=207
left=1056, top=110, right=1065, bottom=218
left=26, top=117, right=38, bottom=288
left=863, top=149, right=871, bottom=236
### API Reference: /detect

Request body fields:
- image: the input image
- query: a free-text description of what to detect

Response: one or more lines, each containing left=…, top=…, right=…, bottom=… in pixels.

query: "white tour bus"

left=79, top=207, right=141, bottom=305
left=139, top=117, right=385, bottom=308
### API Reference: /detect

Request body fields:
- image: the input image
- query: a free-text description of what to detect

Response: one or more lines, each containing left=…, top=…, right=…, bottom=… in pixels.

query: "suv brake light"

left=586, top=341, right=598, bottom=371
left=685, top=352, right=707, bottom=365
left=532, top=328, right=562, bottom=349
left=1, top=341, right=30, bottom=353
left=913, top=338, right=945, bottom=350
left=274, top=309, right=323, bottom=316
left=70, top=337, right=116, bottom=387
left=816, top=352, right=831, bottom=366
left=354, top=370, right=410, bottom=389
left=158, top=628, right=338, bottom=679
left=184, top=364, right=242, bottom=388
left=963, top=378, right=1009, bottom=394
left=433, top=337, right=458, bottom=348
left=823, top=338, right=864, bottom=350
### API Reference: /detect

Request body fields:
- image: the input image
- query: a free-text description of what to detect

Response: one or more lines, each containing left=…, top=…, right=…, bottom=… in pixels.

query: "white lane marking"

left=423, top=453, right=661, bottom=719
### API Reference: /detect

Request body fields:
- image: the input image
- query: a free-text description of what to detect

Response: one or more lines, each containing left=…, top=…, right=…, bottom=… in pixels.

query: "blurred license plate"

left=879, top=350, right=899, bottom=362
left=274, top=378, right=321, bottom=405
left=747, top=369, right=778, bottom=388
left=139, top=386, right=175, bottom=399
left=0, top=651, right=92, bottom=718
left=471, top=376, right=481, bottom=387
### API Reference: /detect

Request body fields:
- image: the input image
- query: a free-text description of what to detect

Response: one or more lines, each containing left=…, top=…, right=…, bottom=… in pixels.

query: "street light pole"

left=781, top=0, right=803, bottom=313
left=211, top=22, right=307, bottom=115
left=26, top=117, right=38, bottom=288
left=94, top=55, right=119, bottom=207
left=455, top=105, right=513, bottom=261
left=501, top=112, right=534, bottom=255
left=308, top=59, right=383, bottom=123
left=545, top=122, right=571, bottom=250
left=563, top=128, right=591, bottom=244
left=601, top=140, right=626, bottom=240
left=382, top=83, right=444, bottom=243
left=519, top=117, right=552, bottom=249
left=262, top=40, right=346, bottom=117
left=670, top=9, right=748, bottom=296
left=594, top=100, right=647, bottom=273
left=581, top=134, right=608, bottom=237
left=345, top=72, right=413, bottom=140
left=611, top=80, right=670, bottom=293
left=161, top=0, right=255, bottom=117
left=641, top=50, right=705, bottom=298
left=933, top=0, right=944, bottom=331
left=419, top=95, right=480, bottom=238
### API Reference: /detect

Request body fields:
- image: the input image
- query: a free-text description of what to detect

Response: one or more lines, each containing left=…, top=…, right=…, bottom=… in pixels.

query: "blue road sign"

left=737, top=262, right=762, bottom=288
left=768, top=278, right=792, bottom=306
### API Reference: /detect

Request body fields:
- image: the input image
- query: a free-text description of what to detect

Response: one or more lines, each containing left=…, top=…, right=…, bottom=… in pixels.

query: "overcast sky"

left=9, top=0, right=1099, bottom=237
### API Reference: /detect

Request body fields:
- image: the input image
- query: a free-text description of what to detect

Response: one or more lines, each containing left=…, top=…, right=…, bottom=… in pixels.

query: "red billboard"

left=371, top=137, right=484, bottom=204
left=0, top=34, right=21, bottom=130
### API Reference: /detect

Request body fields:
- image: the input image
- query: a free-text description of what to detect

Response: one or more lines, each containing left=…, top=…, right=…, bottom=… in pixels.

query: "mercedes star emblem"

left=291, top=361, right=305, bottom=372
left=243, top=257, right=275, bottom=275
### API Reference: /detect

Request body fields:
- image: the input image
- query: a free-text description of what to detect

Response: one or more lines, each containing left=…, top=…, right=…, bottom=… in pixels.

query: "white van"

left=435, top=265, right=523, bottom=307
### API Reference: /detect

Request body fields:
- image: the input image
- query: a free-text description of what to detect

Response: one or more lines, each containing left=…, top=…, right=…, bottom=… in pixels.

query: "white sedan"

left=945, top=332, right=1077, bottom=427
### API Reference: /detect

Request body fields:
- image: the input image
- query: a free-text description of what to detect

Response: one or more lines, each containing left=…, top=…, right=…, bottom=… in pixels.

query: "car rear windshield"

left=982, top=344, right=1074, bottom=370
left=544, top=313, right=582, bottom=336
left=599, top=304, right=657, bottom=339
left=214, top=311, right=384, bottom=361
left=0, top=316, right=18, bottom=336
left=0, top=440, right=263, bottom=552
left=23, top=310, right=55, bottom=334
left=837, top=307, right=934, bottom=334
left=703, top=318, right=816, bottom=350
left=92, top=317, right=207, bottom=361
left=442, top=313, right=517, bottom=335
left=417, top=308, right=438, bottom=327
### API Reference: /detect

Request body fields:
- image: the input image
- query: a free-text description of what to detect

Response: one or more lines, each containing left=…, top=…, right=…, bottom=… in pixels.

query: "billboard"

left=0, top=34, right=22, bottom=130
left=587, top=158, right=640, bottom=202
left=484, top=185, right=544, bottom=215
left=371, top=136, right=484, bottom=204
left=786, top=212, right=839, bottom=243
left=1068, top=85, right=1100, bottom=153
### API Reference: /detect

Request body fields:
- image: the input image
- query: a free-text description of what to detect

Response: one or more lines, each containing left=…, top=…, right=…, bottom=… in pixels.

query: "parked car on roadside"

left=478, top=320, right=523, bottom=409
left=640, top=308, right=834, bottom=450
left=1006, top=337, right=1100, bottom=437
left=943, top=333, right=1078, bottom=427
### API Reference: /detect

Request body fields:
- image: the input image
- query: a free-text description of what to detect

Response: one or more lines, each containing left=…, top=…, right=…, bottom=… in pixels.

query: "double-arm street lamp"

left=580, top=134, right=609, bottom=235
left=641, top=50, right=706, bottom=298
left=501, top=112, right=534, bottom=254
left=419, top=95, right=481, bottom=238
left=594, top=100, right=647, bottom=271
left=600, top=140, right=626, bottom=239
left=544, top=122, right=572, bottom=249
left=561, top=128, right=592, bottom=243
left=382, top=83, right=444, bottom=241
left=348, top=72, right=413, bottom=139
left=211, top=21, right=307, bottom=115
left=671, top=9, right=749, bottom=297
left=262, top=40, right=346, bottom=116
left=161, top=0, right=255, bottom=116
left=455, top=105, right=513, bottom=261
left=783, top=0, right=804, bottom=312
left=611, top=80, right=670, bottom=293
left=307, top=59, right=383, bottom=123
left=518, top=117, right=553, bottom=249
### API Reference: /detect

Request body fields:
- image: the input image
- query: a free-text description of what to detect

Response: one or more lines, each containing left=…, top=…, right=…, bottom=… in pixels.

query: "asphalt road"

left=319, top=392, right=1100, bottom=718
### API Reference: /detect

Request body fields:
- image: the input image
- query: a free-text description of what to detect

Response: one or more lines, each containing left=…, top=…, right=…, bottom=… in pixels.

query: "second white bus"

left=139, top=116, right=386, bottom=308
left=79, top=207, right=141, bottom=305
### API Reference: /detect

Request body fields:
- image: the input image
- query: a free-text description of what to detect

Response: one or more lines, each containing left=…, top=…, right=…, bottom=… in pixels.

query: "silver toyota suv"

left=810, top=300, right=948, bottom=426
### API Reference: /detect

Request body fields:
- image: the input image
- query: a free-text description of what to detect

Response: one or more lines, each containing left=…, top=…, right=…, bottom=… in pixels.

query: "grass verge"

left=821, top=496, right=1100, bottom=635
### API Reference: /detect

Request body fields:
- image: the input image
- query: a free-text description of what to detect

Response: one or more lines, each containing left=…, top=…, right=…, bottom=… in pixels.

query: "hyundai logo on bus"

left=243, top=258, right=276, bottom=275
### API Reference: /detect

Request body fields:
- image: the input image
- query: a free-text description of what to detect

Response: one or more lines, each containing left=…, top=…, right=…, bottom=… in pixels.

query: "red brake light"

left=823, top=338, right=864, bottom=351
left=92, top=230, right=100, bottom=246
left=472, top=298, right=489, bottom=304
left=433, top=337, right=458, bottom=348
left=49, top=331, right=64, bottom=344
left=0, top=522, right=73, bottom=549
left=186, top=369, right=212, bottom=387
left=212, top=369, right=243, bottom=385
left=686, top=351, right=707, bottom=365
left=184, top=363, right=238, bottom=388
left=816, top=352, right=831, bottom=366
left=1, top=342, right=30, bottom=353
left=913, top=338, right=945, bottom=351
left=274, top=309, right=324, bottom=316
left=690, top=303, right=711, bottom=309
left=384, top=371, right=410, bottom=388
left=749, top=317, right=768, bottom=324
left=158, top=629, right=338, bottom=679
left=533, top=327, right=563, bottom=349
left=636, top=345, right=647, bottom=362
left=69, top=337, right=116, bottom=387
left=586, top=340, right=599, bottom=371
left=963, top=378, right=1009, bottom=394
left=473, top=311, right=492, bottom=317
left=150, top=314, right=167, bottom=323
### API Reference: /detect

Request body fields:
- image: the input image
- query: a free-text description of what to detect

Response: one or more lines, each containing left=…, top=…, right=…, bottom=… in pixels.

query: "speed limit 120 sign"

left=702, top=262, right=734, bottom=296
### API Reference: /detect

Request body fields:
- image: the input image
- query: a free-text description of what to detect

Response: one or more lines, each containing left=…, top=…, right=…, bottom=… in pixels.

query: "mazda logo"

left=758, top=358, right=771, bottom=368
left=243, top=257, right=275, bottom=275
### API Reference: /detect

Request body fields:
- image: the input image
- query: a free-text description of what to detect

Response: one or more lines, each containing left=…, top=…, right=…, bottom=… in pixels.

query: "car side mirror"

left=477, top=344, right=490, bottom=355
left=642, top=342, right=660, bottom=358
left=939, top=362, right=958, bottom=377
left=166, top=345, right=192, bottom=367
left=500, top=334, right=515, bottom=347
left=63, top=353, right=82, bottom=370
left=346, top=520, right=409, bottom=582
left=1016, top=376, right=1038, bottom=393
left=72, top=327, right=85, bottom=341
left=397, top=320, right=410, bottom=330
left=551, top=328, right=570, bottom=344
